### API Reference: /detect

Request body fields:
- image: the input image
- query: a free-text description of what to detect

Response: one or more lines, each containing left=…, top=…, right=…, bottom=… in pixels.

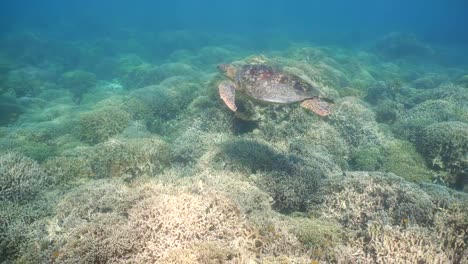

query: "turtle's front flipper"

left=218, top=81, right=237, bottom=112
left=300, top=97, right=332, bottom=116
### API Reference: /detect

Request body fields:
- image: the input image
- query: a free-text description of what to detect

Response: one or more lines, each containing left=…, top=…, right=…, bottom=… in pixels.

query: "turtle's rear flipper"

left=218, top=81, right=237, bottom=112
left=300, top=97, right=331, bottom=116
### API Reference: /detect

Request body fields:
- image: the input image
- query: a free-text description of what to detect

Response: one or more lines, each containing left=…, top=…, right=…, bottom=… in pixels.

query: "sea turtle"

left=217, top=63, right=333, bottom=116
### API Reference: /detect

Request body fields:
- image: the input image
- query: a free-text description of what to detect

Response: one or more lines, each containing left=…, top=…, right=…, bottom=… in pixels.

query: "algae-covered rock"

left=12, top=180, right=136, bottom=263
left=287, top=123, right=349, bottom=169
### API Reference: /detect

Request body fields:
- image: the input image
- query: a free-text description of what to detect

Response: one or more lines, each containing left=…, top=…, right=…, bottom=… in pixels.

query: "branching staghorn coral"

left=421, top=121, right=468, bottom=187
left=311, top=172, right=434, bottom=228
left=330, top=98, right=386, bottom=153
left=310, top=171, right=468, bottom=263
left=79, top=106, right=131, bottom=144
left=0, top=152, right=51, bottom=202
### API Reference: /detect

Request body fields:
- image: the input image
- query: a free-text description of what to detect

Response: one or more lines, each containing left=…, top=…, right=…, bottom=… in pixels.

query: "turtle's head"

left=217, top=64, right=237, bottom=80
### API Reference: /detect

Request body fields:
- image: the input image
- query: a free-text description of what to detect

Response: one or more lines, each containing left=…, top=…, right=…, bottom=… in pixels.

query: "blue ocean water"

left=1, top=0, right=468, bottom=45
left=0, top=1, right=467, bottom=263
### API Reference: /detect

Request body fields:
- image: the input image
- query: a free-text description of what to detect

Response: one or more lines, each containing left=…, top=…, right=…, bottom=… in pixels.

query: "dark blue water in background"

left=1, top=0, right=467, bottom=47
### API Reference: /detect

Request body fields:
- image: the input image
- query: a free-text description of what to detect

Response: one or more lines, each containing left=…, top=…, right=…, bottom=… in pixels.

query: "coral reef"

left=55, top=214, right=138, bottom=264
left=79, top=106, right=131, bottom=144
left=0, top=194, right=57, bottom=263
left=59, top=70, right=97, bottom=102
left=310, top=172, right=435, bottom=228
left=119, top=60, right=160, bottom=89
left=13, top=179, right=139, bottom=263
left=0, top=95, right=24, bottom=125
left=4, top=66, right=54, bottom=97
left=170, top=123, right=230, bottom=164
left=0, top=30, right=467, bottom=263
left=126, top=77, right=202, bottom=133
left=311, top=172, right=468, bottom=263
left=88, top=136, right=172, bottom=179
left=337, top=224, right=452, bottom=263
left=456, top=74, right=468, bottom=87
left=216, top=138, right=279, bottom=174
left=0, top=152, right=51, bottom=202
left=126, top=191, right=255, bottom=262
left=55, top=179, right=138, bottom=220
left=44, top=136, right=172, bottom=182
left=284, top=216, right=342, bottom=248
left=421, top=121, right=468, bottom=188
left=411, top=73, right=448, bottom=89
left=372, top=32, right=434, bottom=60
left=393, top=99, right=463, bottom=142
left=364, top=80, right=403, bottom=105
left=330, top=98, right=386, bottom=153
left=0, top=152, right=58, bottom=262
left=374, top=100, right=404, bottom=124
left=16, top=177, right=297, bottom=263
left=350, top=146, right=383, bottom=171
left=381, top=139, right=433, bottom=183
